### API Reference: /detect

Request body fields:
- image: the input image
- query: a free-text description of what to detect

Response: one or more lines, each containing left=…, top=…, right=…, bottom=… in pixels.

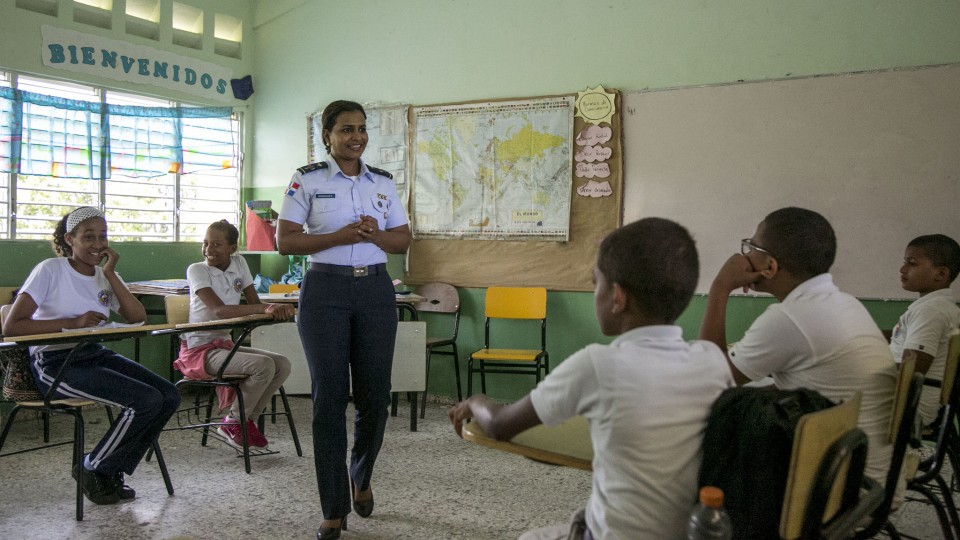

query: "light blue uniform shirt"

left=278, top=157, right=408, bottom=266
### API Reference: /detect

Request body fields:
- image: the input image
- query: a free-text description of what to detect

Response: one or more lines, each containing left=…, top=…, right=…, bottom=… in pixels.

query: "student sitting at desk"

left=2, top=207, right=181, bottom=506
left=889, top=234, right=960, bottom=428
left=178, top=220, right=295, bottom=449
left=699, top=206, right=897, bottom=487
left=449, top=218, right=734, bottom=540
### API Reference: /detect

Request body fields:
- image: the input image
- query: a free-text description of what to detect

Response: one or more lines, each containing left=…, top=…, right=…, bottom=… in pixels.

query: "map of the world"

left=411, top=97, right=574, bottom=241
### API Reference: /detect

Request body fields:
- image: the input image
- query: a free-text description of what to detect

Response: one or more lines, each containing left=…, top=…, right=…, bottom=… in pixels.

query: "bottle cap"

left=699, top=486, right=724, bottom=508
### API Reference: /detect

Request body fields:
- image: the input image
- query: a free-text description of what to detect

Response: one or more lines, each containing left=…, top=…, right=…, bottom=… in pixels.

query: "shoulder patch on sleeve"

left=367, top=165, right=393, bottom=179
left=297, top=161, right=329, bottom=175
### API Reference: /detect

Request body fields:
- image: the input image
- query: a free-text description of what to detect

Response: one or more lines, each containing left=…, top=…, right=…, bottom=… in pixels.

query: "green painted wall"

left=0, top=2, right=956, bottom=402
left=249, top=1, right=956, bottom=402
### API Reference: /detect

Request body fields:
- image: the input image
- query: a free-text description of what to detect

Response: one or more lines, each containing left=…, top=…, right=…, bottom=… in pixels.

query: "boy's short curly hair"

left=908, top=234, right=960, bottom=283
left=596, top=217, right=699, bottom=323
left=760, top=207, right=836, bottom=280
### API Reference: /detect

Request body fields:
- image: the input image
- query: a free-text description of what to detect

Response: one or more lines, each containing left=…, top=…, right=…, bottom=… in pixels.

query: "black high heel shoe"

left=317, top=514, right=347, bottom=540
left=351, top=477, right=375, bottom=518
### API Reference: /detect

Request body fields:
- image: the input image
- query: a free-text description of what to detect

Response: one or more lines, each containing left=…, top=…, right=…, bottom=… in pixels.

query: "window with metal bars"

left=0, top=71, right=240, bottom=242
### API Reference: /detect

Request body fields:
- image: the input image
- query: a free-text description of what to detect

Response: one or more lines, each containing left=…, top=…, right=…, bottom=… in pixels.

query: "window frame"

left=1, top=70, right=241, bottom=242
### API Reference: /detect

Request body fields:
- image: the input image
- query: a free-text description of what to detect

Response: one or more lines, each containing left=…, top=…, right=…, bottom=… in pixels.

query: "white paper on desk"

left=61, top=321, right=146, bottom=333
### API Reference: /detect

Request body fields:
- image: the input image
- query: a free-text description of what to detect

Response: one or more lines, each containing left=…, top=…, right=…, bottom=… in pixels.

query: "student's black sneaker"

left=114, top=472, right=136, bottom=500
left=73, top=463, right=120, bottom=505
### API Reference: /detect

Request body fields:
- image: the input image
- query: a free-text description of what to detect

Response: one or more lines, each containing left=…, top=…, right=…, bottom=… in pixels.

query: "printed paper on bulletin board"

left=405, top=91, right=623, bottom=292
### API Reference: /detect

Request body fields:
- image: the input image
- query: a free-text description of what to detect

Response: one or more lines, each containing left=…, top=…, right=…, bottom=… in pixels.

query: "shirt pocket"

left=311, top=194, right=339, bottom=214
left=369, top=195, right=391, bottom=223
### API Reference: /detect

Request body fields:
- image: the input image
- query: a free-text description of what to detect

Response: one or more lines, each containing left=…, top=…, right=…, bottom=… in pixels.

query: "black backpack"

left=698, top=386, right=835, bottom=539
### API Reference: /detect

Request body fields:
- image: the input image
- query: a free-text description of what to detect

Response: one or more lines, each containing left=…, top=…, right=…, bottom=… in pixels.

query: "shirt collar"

left=914, top=287, right=957, bottom=306
left=784, top=273, right=838, bottom=302
left=326, top=157, right=375, bottom=182
left=611, top=325, right=684, bottom=347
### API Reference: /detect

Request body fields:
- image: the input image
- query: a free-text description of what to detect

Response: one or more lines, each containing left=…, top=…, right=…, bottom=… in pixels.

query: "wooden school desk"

left=461, top=415, right=593, bottom=471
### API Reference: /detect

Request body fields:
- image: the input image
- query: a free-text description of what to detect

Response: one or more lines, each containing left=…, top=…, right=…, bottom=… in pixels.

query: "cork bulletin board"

left=403, top=90, right=624, bottom=292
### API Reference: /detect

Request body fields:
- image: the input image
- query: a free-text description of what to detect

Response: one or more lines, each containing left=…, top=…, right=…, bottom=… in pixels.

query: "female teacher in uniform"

left=277, top=100, right=411, bottom=540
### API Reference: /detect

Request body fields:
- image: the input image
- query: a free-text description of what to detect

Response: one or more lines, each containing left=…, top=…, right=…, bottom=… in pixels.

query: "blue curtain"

left=0, top=87, right=234, bottom=179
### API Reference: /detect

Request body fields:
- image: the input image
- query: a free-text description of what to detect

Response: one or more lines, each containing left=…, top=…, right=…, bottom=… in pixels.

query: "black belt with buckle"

left=310, top=263, right=386, bottom=277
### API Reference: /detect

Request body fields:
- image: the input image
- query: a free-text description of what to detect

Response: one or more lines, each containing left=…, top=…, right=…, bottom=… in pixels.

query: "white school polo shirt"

left=889, top=288, right=960, bottom=425
left=184, top=254, right=253, bottom=349
left=729, top=273, right=897, bottom=485
left=530, top=325, right=735, bottom=540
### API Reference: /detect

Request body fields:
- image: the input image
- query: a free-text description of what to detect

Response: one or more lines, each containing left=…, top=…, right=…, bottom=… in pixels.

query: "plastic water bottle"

left=687, top=486, right=733, bottom=540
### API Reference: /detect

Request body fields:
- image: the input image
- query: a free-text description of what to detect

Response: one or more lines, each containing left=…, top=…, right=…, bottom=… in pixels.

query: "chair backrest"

left=939, top=329, right=960, bottom=407
left=164, top=294, right=190, bottom=325
left=779, top=391, right=861, bottom=540
left=802, top=428, right=882, bottom=540
left=415, top=282, right=461, bottom=338
left=484, top=287, right=546, bottom=320
left=415, top=282, right=460, bottom=315
left=889, top=353, right=917, bottom=444
left=879, top=368, right=925, bottom=523
left=268, top=283, right=299, bottom=294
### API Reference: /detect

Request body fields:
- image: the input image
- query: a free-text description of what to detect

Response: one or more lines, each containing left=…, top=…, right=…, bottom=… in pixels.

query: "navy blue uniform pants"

left=298, top=268, right=397, bottom=520
left=31, top=344, right=180, bottom=476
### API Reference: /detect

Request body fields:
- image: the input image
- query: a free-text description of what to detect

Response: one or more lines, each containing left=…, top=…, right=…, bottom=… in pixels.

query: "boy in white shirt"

left=889, top=234, right=960, bottom=427
left=699, top=206, right=897, bottom=487
left=449, top=218, right=734, bottom=540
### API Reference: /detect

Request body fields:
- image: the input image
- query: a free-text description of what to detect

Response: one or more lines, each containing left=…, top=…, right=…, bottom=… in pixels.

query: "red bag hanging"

left=244, top=201, right=277, bottom=251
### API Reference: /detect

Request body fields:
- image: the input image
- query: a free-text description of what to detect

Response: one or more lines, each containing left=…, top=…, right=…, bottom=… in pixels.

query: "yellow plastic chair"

left=850, top=355, right=924, bottom=538
left=467, top=287, right=548, bottom=397
left=780, top=391, right=886, bottom=540
left=902, top=329, right=960, bottom=539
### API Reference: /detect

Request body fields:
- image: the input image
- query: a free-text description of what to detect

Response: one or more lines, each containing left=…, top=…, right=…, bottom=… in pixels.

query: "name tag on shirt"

left=316, top=194, right=335, bottom=199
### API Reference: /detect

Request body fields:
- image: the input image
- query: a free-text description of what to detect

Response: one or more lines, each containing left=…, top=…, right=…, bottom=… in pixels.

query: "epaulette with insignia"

left=297, top=162, right=328, bottom=175
left=367, top=165, right=393, bottom=179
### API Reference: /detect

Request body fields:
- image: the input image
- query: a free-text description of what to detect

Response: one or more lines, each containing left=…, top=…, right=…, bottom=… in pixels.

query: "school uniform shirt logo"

left=892, top=320, right=903, bottom=340
left=286, top=181, right=301, bottom=197
left=234, top=278, right=243, bottom=293
left=97, top=289, right=110, bottom=306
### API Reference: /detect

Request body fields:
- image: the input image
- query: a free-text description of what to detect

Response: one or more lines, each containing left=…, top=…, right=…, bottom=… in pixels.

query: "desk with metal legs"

left=0, top=323, right=178, bottom=520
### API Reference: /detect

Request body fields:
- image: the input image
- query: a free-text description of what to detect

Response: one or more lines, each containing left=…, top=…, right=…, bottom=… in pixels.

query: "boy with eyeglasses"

left=699, top=206, right=896, bottom=486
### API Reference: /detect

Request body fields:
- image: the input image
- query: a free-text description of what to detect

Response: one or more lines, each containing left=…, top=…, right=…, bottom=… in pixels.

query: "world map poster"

left=411, top=96, right=575, bottom=241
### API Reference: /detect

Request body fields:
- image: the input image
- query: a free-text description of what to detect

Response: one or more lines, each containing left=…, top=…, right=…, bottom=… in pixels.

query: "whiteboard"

left=623, top=64, right=960, bottom=299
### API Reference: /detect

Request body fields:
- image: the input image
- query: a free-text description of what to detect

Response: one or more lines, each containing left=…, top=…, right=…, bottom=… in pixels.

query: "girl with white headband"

left=2, top=206, right=180, bottom=506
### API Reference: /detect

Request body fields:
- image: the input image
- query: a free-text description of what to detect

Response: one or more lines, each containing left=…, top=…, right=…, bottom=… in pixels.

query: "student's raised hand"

left=71, top=311, right=108, bottom=329
left=712, top=253, right=764, bottom=294
left=264, top=303, right=295, bottom=321
left=448, top=399, right=475, bottom=439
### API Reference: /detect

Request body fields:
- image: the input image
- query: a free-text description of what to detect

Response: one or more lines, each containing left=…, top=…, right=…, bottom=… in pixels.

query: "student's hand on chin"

left=715, top=254, right=763, bottom=293
left=100, top=248, right=120, bottom=272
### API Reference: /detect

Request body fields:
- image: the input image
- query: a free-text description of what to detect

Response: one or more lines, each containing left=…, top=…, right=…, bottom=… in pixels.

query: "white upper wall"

left=248, top=0, right=960, bottom=192
left=0, top=0, right=255, bottom=106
